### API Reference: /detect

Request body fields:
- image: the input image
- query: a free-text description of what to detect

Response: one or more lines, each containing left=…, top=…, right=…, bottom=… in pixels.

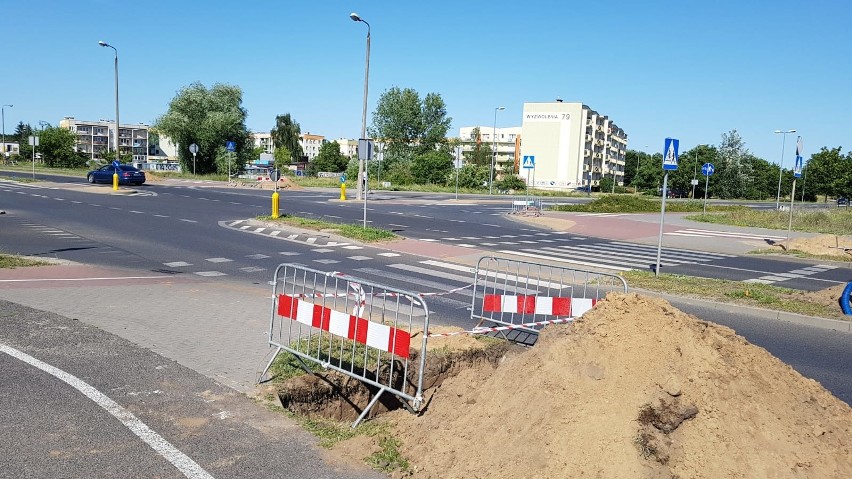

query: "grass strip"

left=620, top=270, right=846, bottom=320
left=0, top=254, right=51, bottom=268
left=549, top=195, right=744, bottom=213
left=686, top=208, right=852, bottom=235
left=257, top=214, right=396, bottom=242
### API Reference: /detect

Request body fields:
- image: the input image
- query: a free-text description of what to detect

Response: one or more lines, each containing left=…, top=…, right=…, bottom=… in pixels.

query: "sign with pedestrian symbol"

left=522, top=155, right=535, bottom=169
left=225, top=140, right=236, bottom=152
left=662, top=138, right=679, bottom=171
left=701, top=163, right=715, bottom=176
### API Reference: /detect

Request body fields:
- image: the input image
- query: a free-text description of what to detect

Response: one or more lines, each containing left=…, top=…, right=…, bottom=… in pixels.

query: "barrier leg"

left=352, top=387, right=387, bottom=428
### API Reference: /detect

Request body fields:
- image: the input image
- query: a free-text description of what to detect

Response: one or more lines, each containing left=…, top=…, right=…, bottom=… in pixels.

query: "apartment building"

left=520, top=101, right=628, bottom=190
left=59, top=117, right=149, bottom=163
left=252, top=132, right=274, bottom=154
left=299, top=133, right=324, bottom=161
left=458, top=126, right=522, bottom=175
left=335, top=138, right=358, bottom=158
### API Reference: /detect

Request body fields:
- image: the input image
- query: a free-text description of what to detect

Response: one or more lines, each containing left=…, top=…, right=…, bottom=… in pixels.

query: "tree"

left=273, top=146, right=292, bottom=171
left=714, top=129, right=753, bottom=199
left=307, top=141, right=347, bottom=175
left=806, top=147, right=846, bottom=201
left=369, top=86, right=452, bottom=160
left=12, top=122, right=34, bottom=161
left=412, top=150, right=452, bottom=184
left=39, top=126, right=82, bottom=168
left=465, top=127, right=493, bottom=167
left=154, top=82, right=252, bottom=175
left=454, top=164, right=490, bottom=189
left=270, top=113, right=303, bottom=163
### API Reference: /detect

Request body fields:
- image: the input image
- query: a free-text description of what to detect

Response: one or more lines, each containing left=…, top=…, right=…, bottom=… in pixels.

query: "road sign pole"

left=703, top=174, right=709, bottom=215
left=655, top=172, right=669, bottom=277
left=786, top=178, right=797, bottom=243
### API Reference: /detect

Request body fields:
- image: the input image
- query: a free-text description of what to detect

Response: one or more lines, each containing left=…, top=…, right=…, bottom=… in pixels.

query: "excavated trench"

left=275, top=341, right=523, bottom=421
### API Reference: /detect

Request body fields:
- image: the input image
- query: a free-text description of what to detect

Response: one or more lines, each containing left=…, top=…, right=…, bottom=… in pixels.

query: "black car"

left=838, top=197, right=848, bottom=206
left=86, top=164, right=146, bottom=185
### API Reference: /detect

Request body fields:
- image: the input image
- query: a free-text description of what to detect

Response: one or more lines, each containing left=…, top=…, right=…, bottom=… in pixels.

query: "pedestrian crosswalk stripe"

left=545, top=244, right=719, bottom=263
left=498, top=250, right=631, bottom=272
left=535, top=246, right=681, bottom=267
left=608, top=241, right=735, bottom=258
left=666, top=228, right=787, bottom=240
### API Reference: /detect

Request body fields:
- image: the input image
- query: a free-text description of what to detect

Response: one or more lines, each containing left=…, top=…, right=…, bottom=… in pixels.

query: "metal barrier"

left=259, top=264, right=429, bottom=427
left=471, top=256, right=628, bottom=342
left=510, top=195, right=542, bottom=216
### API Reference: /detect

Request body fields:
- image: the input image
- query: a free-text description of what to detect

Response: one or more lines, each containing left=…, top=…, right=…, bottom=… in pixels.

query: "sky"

left=2, top=0, right=850, bottom=165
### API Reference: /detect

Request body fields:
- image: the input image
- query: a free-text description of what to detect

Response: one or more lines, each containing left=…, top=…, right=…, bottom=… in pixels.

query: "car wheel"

left=87, top=174, right=95, bottom=184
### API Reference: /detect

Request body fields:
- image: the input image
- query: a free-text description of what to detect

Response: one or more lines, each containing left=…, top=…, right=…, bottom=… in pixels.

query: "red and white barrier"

left=483, top=294, right=596, bottom=317
left=277, top=293, right=411, bottom=358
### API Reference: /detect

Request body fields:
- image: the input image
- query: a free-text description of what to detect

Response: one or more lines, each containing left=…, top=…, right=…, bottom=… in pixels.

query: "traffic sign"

left=189, top=143, right=199, bottom=155
left=794, top=155, right=803, bottom=178
left=662, top=138, right=679, bottom=171
left=111, top=160, right=121, bottom=168
left=226, top=140, right=236, bottom=152
left=358, top=139, right=373, bottom=161
left=522, top=155, right=535, bottom=169
left=340, top=174, right=346, bottom=183
left=270, top=169, right=281, bottom=182
left=701, top=163, right=715, bottom=176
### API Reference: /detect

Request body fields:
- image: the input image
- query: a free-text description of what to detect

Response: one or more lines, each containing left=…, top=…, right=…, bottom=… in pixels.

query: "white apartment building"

left=520, top=101, right=628, bottom=190
left=458, top=126, right=522, bottom=173
left=335, top=138, right=358, bottom=158
left=252, top=132, right=274, bottom=154
left=59, top=117, right=149, bottom=163
left=250, top=131, right=326, bottom=162
left=300, top=133, right=324, bottom=161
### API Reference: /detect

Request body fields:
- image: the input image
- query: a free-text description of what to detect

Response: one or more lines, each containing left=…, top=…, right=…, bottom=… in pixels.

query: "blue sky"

left=2, top=1, right=849, bottom=165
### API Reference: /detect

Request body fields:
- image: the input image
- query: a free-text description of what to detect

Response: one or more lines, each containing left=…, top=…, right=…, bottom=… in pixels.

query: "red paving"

left=554, top=214, right=668, bottom=240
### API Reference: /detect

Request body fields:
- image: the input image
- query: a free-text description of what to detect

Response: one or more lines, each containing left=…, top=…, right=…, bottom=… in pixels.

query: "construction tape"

left=427, top=317, right=576, bottom=338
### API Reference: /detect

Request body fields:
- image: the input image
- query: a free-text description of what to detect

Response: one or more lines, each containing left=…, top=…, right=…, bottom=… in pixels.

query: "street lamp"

left=489, top=106, right=505, bottom=195
left=774, top=129, right=796, bottom=210
left=350, top=12, right=370, bottom=201
left=99, top=40, right=120, bottom=167
left=1, top=104, right=11, bottom=162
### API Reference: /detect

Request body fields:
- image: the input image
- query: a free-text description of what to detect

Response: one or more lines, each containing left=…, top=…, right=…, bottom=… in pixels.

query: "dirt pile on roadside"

left=345, top=293, right=852, bottom=478
left=776, top=234, right=852, bottom=258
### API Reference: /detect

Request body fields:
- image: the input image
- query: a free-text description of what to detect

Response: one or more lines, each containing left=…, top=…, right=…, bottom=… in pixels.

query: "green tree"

left=154, top=82, right=252, bottom=175
left=273, top=146, right=292, bottom=171
left=465, top=127, right=493, bottom=167
left=39, top=126, right=81, bottom=168
left=412, top=150, right=453, bottom=184
left=307, top=141, right=347, bottom=175
left=12, top=122, right=34, bottom=160
left=369, top=86, right=452, bottom=159
left=270, top=113, right=303, bottom=163
left=714, top=129, right=753, bottom=199
left=806, top=147, right=846, bottom=201
left=454, top=164, right=490, bottom=189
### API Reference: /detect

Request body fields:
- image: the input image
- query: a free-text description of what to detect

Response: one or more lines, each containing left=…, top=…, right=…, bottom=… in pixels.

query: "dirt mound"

left=337, top=293, right=852, bottom=478
left=775, top=234, right=852, bottom=258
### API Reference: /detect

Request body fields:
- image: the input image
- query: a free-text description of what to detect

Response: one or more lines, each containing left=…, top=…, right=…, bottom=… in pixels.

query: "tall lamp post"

left=774, top=129, right=796, bottom=210
left=98, top=41, right=120, bottom=167
left=1, top=104, right=11, bottom=162
left=489, top=106, right=504, bottom=195
left=350, top=12, right=370, bottom=201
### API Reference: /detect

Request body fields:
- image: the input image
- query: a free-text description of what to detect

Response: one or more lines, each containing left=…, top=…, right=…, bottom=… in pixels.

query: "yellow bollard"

left=112, top=172, right=119, bottom=191
left=271, top=191, right=280, bottom=219
left=340, top=183, right=347, bottom=201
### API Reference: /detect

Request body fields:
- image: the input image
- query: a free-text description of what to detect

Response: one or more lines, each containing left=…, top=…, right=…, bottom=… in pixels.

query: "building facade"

left=458, top=126, right=522, bottom=175
left=335, top=138, right=358, bottom=158
left=59, top=117, right=149, bottom=163
left=299, top=133, right=324, bottom=161
left=520, top=101, right=627, bottom=190
left=252, top=132, right=274, bottom=154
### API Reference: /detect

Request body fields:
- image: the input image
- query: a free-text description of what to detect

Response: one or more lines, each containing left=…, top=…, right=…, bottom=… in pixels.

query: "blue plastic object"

left=841, top=281, right=852, bottom=315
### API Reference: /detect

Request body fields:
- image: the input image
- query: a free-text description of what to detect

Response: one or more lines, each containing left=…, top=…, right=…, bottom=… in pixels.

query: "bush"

left=494, top=174, right=527, bottom=192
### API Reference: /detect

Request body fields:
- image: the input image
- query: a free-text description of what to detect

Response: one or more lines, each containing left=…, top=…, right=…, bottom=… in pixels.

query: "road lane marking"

left=0, top=275, right=176, bottom=283
left=0, top=343, right=215, bottom=479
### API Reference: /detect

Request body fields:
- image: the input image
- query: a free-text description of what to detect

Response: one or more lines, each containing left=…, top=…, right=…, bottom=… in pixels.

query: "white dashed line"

left=205, top=258, right=232, bottom=263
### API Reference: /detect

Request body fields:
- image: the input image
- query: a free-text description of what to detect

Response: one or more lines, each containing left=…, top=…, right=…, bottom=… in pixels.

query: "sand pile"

left=357, top=293, right=852, bottom=478
left=776, top=234, right=852, bottom=258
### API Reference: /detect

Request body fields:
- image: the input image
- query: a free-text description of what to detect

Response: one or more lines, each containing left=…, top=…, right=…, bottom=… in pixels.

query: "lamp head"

left=497, top=106, right=505, bottom=111
left=350, top=12, right=361, bottom=22
left=98, top=40, right=109, bottom=47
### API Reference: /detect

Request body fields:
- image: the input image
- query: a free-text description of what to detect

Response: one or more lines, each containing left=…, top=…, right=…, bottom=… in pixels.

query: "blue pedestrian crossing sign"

left=662, top=138, right=679, bottom=171
left=794, top=155, right=803, bottom=178
left=522, top=155, right=535, bottom=169
left=226, top=140, right=236, bottom=152
left=701, top=163, right=715, bottom=176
